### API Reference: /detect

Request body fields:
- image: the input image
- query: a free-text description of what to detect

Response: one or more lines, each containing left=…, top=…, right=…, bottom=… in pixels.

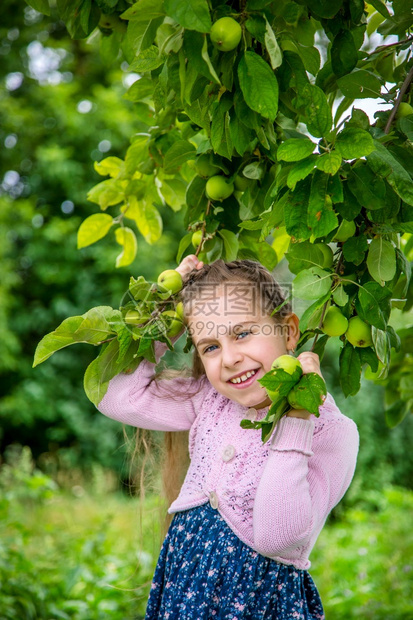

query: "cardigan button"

left=222, top=445, right=236, bottom=462
left=209, top=491, right=219, bottom=509
left=245, top=408, right=258, bottom=421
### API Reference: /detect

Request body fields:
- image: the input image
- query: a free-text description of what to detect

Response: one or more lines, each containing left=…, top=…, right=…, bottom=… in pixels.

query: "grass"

left=1, top=448, right=413, bottom=619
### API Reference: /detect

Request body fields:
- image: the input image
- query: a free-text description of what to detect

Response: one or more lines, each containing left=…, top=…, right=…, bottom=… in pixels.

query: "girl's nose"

left=221, top=343, right=243, bottom=368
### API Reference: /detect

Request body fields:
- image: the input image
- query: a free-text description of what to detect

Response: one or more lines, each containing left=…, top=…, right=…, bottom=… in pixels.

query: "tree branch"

left=384, top=64, right=413, bottom=134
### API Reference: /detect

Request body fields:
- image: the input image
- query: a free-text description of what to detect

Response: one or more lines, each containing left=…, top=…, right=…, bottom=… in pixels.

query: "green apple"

left=191, top=230, right=204, bottom=248
left=315, top=243, right=334, bottom=269
left=346, top=316, right=373, bottom=348
left=271, top=355, right=303, bottom=376
left=124, top=309, right=142, bottom=325
left=333, top=220, right=356, bottom=243
left=265, top=386, right=280, bottom=402
left=175, top=301, right=185, bottom=322
left=287, top=384, right=302, bottom=410
left=157, top=269, right=183, bottom=294
left=234, top=174, right=251, bottom=192
left=396, top=102, right=413, bottom=119
left=321, top=306, right=349, bottom=337
left=210, top=17, right=242, bottom=52
left=160, top=310, right=184, bottom=338
left=195, top=155, right=220, bottom=178
left=205, top=175, right=234, bottom=201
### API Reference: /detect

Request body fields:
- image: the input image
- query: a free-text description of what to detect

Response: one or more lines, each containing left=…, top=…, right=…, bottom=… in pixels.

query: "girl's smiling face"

left=187, top=284, right=300, bottom=410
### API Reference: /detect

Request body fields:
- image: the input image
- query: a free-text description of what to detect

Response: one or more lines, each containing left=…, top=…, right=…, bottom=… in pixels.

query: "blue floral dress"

left=145, top=503, right=324, bottom=619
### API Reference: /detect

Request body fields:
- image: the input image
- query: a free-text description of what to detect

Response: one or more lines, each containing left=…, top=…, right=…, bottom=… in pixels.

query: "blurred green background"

left=1, top=3, right=413, bottom=619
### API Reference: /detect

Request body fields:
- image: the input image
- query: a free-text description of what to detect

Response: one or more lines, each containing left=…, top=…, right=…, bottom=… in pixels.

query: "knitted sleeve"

left=97, top=341, right=209, bottom=431
left=252, top=393, right=359, bottom=556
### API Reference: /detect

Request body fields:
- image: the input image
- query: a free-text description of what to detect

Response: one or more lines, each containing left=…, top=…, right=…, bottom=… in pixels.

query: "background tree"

left=27, top=0, right=413, bottom=427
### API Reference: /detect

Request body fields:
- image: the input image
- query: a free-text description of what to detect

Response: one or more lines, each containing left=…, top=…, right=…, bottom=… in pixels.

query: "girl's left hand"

left=176, top=254, right=204, bottom=279
left=286, top=352, right=325, bottom=420
left=296, top=351, right=324, bottom=380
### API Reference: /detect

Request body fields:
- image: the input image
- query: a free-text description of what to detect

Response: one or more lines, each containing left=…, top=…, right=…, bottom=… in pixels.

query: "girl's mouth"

left=227, top=368, right=260, bottom=389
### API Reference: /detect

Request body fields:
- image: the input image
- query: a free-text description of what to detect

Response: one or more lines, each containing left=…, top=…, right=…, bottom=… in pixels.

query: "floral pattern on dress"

left=145, top=503, right=324, bottom=620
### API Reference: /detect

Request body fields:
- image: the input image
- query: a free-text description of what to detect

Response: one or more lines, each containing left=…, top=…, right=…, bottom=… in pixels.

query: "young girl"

left=98, top=256, right=359, bottom=620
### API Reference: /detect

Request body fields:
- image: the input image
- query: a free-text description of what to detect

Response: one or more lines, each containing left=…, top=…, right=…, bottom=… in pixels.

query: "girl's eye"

left=203, top=331, right=252, bottom=354
left=237, top=330, right=251, bottom=339
left=203, top=344, right=218, bottom=354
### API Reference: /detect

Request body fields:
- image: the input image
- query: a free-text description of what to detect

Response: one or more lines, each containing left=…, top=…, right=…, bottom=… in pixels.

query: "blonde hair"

left=128, top=259, right=292, bottom=534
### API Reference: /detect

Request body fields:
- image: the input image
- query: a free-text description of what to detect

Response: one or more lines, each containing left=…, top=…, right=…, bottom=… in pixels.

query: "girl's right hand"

left=176, top=255, right=204, bottom=279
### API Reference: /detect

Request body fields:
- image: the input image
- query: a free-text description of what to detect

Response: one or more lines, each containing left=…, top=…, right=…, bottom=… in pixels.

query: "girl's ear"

left=284, top=313, right=300, bottom=350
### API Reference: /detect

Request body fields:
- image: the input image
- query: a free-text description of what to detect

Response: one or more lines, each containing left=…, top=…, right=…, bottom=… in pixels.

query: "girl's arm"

left=252, top=356, right=359, bottom=557
left=97, top=341, right=209, bottom=432
left=98, top=255, right=206, bottom=431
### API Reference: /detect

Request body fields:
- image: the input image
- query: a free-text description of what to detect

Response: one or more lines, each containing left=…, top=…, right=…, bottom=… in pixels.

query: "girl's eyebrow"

left=196, top=321, right=257, bottom=347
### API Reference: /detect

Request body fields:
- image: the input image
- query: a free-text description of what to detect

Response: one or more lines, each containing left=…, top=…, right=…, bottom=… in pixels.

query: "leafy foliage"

left=19, top=0, right=413, bottom=425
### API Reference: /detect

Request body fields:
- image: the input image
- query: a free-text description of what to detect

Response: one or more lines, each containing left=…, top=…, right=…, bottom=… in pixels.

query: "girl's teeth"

left=230, top=369, right=257, bottom=384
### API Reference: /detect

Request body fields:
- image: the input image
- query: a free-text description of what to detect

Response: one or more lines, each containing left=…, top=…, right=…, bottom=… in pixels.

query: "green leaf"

left=301, top=83, right=332, bottom=138
left=259, top=367, right=303, bottom=397
left=87, top=179, right=124, bottom=210
left=201, top=35, right=220, bottom=84
left=77, top=213, right=113, bottom=249
left=306, top=0, right=343, bottom=18
left=129, top=45, right=165, bottom=72
left=160, top=178, right=187, bottom=211
left=366, top=237, right=397, bottom=283
left=277, top=138, right=315, bottom=162
left=124, top=76, right=153, bottom=101
left=124, top=196, right=162, bottom=244
left=84, top=340, right=121, bottom=407
left=164, top=0, right=211, bottom=32
left=238, top=51, right=279, bottom=121
left=121, top=0, right=165, bottom=21
left=229, top=114, right=254, bottom=157
left=342, top=234, right=368, bottom=265
left=366, top=141, right=413, bottom=207
left=211, top=96, right=233, bottom=158
left=33, top=308, right=119, bottom=366
left=398, top=116, right=413, bottom=141
left=385, top=399, right=411, bottom=429
left=299, top=292, right=331, bottom=332
left=264, top=16, right=282, bottom=70
left=287, top=373, right=327, bottom=415
left=292, top=267, right=332, bottom=300
left=125, top=16, right=164, bottom=57
left=163, top=140, right=196, bottom=173
left=332, top=285, right=348, bottom=306
left=287, top=156, right=316, bottom=190
left=25, top=0, right=51, bottom=15
left=347, top=165, right=386, bottom=210
left=337, top=70, right=382, bottom=99
left=176, top=233, right=193, bottom=263
left=357, top=281, right=392, bottom=330
left=335, top=128, right=375, bottom=159
left=285, top=240, right=325, bottom=274
left=339, top=344, right=361, bottom=396
left=115, top=227, right=138, bottom=267
left=94, top=157, right=124, bottom=178
left=316, top=152, right=342, bottom=175
left=331, top=29, right=358, bottom=78
left=218, top=229, right=239, bottom=261
left=284, top=181, right=312, bottom=241
left=307, top=170, right=339, bottom=237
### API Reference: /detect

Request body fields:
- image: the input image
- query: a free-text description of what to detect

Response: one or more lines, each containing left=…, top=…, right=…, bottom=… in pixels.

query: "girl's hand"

left=296, top=351, right=324, bottom=380
left=287, top=352, right=324, bottom=420
left=176, top=254, right=204, bottom=279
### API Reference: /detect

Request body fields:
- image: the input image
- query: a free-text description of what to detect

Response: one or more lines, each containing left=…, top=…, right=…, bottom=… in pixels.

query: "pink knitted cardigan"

left=98, top=341, right=359, bottom=570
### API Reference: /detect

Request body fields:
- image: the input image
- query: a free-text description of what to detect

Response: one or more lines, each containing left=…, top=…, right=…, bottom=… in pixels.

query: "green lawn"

left=1, top=452, right=413, bottom=619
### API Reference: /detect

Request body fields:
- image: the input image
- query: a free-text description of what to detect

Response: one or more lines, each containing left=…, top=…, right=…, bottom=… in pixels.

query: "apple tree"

left=29, top=0, right=413, bottom=427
